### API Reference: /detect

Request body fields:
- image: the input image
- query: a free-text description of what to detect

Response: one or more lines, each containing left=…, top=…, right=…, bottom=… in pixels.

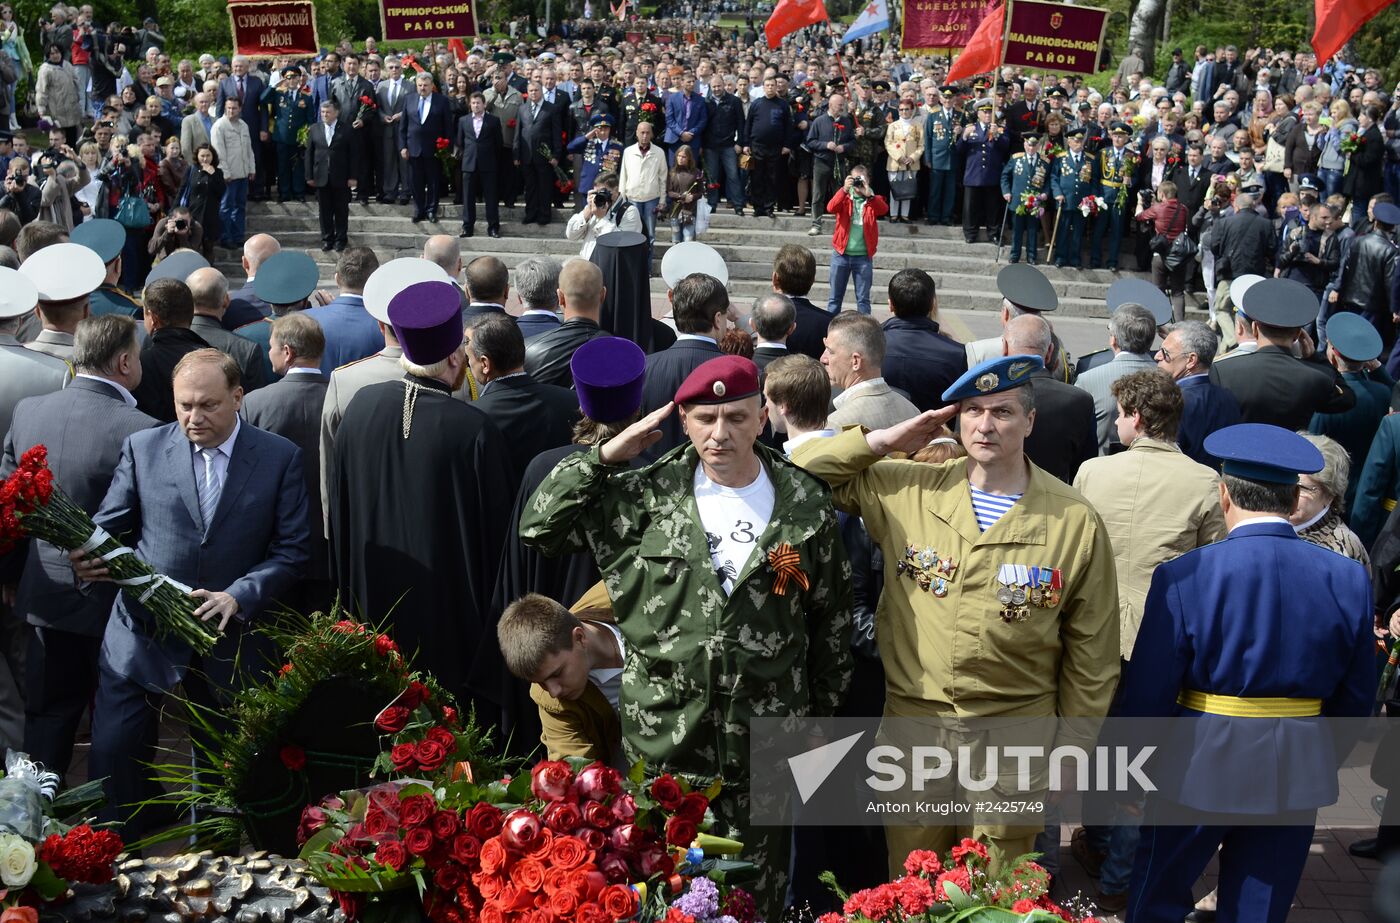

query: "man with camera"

left=148, top=206, right=203, bottom=261
left=0, top=157, right=38, bottom=224
left=564, top=172, right=642, bottom=260
left=825, top=165, right=888, bottom=315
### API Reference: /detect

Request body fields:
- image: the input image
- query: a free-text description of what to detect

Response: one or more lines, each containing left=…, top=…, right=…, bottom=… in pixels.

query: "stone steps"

left=232, top=202, right=1145, bottom=315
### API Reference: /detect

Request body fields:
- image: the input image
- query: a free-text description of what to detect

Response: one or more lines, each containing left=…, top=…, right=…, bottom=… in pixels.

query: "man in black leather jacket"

left=523, top=258, right=608, bottom=387
left=1328, top=201, right=1399, bottom=348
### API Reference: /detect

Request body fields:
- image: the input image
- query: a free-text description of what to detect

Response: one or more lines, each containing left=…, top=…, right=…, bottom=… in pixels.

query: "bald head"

left=1004, top=313, right=1052, bottom=359
left=557, top=259, right=605, bottom=319
left=242, top=234, right=280, bottom=274
left=187, top=267, right=230, bottom=317
left=423, top=235, right=462, bottom=278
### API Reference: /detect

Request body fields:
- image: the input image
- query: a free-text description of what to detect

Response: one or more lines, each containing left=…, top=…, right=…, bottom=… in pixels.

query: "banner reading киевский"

left=1000, top=0, right=1108, bottom=76
left=229, top=0, right=318, bottom=56
left=379, top=0, right=477, bottom=42
left=901, top=0, right=994, bottom=51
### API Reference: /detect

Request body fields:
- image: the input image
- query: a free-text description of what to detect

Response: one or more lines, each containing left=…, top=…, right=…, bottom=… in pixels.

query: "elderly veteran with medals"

left=791, top=354, right=1120, bottom=868
left=1119, top=424, right=1375, bottom=923
left=520, top=354, right=853, bottom=920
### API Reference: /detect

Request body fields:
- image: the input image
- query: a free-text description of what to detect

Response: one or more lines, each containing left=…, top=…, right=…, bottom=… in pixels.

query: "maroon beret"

left=674, top=355, right=760, bottom=406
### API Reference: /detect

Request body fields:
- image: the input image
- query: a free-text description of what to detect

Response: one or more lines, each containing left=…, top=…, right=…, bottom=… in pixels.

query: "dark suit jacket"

left=225, top=280, right=270, bottom=331
left=1, top=378, right=159, bottom=636
left=216, top=73, right=266, bottom=135
left=95, top=422, right=310, bottom=691
left=456, top=111, right=502, bottom=173
left=1209, top=345, right=1356, bottom=430
left=514, top=98, right=561, bottom=164
left=786, top=294, right=832, bottom=361
left=1023, top=372, right=1098, bottom=484
left=330, top=75, right=377, bottom=131
left=465, top=302, right=511, bottom=324
left=241, top=371, right=329, bottom=580
left=190, top=315, right=267, bottom=392
left=880, top=315, right=968, bottom=412
left=517, top=311, right=562, bottom=341
left=133, top=326, right=212, bottom=423
left=399, top=91, right=454, bottom=157
left=472, top=374, right=580, bottom=491
left=1177, top=373, right=1241, bottom=468
left=305, top=119, right=355, bottom=187
left=1169, top=164, right=1212, bottom=218
left=753, top=344, right=787, bottom=372
left=641, top=337, right=723, bottom=454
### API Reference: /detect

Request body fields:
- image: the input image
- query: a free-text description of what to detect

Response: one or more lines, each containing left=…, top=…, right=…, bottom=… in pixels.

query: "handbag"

left=1163, top=231, right=1197, bottom=271
left=890, top=171, right=918, bottom=200
left=114, top=193, right=151, bottom=230
left=1261, top=135, right=1287, bottom=173
left=1149, top=201, right=1187, bottom=254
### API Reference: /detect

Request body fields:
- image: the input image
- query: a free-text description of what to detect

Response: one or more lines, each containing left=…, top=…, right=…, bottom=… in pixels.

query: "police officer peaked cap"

left=145, top=249, right=210, bottom=287
left=1326, top=311, right=1383, bottom=362
left=71, top=218, right=125, bottom=264
left=1239, top=277, right=1317, bottom=329
left=19, top=243, right=105, bottom=302
left=253, top=251, right=320, bottom=306
left=996, top=263, right=1058, bottom=313
left=1374, top=201, right=1400, bottom=227
left=1107, top=278, right=1171, bottom=326
left=1205, top=423, right=1324, bottom=485
left=0, top=266, right=38, bottom=318
left=1228, top=274, right=1265, bottom=317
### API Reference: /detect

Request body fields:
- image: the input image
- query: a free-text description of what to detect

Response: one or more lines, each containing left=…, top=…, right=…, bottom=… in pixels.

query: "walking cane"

left=1047, top=201, right=1065, bottom=263
left=994, top=197, right=1012, bottom=263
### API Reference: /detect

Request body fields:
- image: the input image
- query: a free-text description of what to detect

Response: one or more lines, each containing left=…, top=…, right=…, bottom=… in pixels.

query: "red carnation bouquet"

left=537, top=142, right=574, bottom=194
left=818, top=843, right=1103, bottom=923
left=435, top=135, right=458, bottom=175
left=0, top=446, right=219, bottom=654
left=301, top=757, right=754, bottom=923
left=356, top=94, right=378, bottom=125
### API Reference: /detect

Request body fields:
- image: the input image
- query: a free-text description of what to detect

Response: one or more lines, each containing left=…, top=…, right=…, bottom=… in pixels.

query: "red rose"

left=376, top=840, right=409, bottom=871
left=391, top=742, right=418, bottom=771
left=676, top=792, right=708, bottom=824
left=432, top=809, right=461, bottom=840
left=541, top=801, right=582, bottom=833
left=480, top=904, right=505, bottom=923
left=581, top=801, right=614, bottom=829
left=297, top=806, right=328, bottom=846
left=549, top=888, right=580, bottom=917
left=510, top=856, right=547, bottom=892
left=568, top=868, right=606, bottom=901
left=649, top=774, right=683, bottom=811
left=1, top=910, right=39, bottom=923
left=479, top=837, right=510, bottom=875
left=435, top=862, right=467, bottom=891
left=401, top=680, right=431, bottom=708
left=508, top=118, right=517, bottom=128
left=364, top=806, right=396, bottom=837
left=665, top=816, right=697, bottom=848
left=474, top=871, right=507, bottom=901
left=499, top=808, right=544, bottom=852
left=600, top=884, right=638, bottom=919
left=547, top=835, right=590, bottom=870
left=578, top=903, right=612, bottom=923
left=575, top=763, right=621, bottom=802
left=530, top=760, right=575, bottom=803
left=466, top=802, right=504, bottom=839
left=405, top=826, right=436, bottom=856
left=280, top=744, right=306, bottom=771
left=608, top=823, right=645, bottom=853
left=376, top=705, right=411, bottom=734
left=526, top=826, right=554, bottom=859
left=598, top=853, right=630, bottom=883
left=400, top=792, right=437, bottom=828
left=416, top=737, right=450, bottom=771
left=576, top=827, right=606, bottom=851
left=450, top=833, right=481, bottom=864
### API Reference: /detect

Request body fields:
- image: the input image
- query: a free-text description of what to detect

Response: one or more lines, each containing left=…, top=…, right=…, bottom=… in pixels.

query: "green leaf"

left=28, top=863, right=69, bottom=901
left=297, top=824, right=343, bottom=862
left=628, top=759, right=647, bottom=785
left=703, top=778, right=723, bottom=801
left=818, top=869, right=850, bottom=903
left=941, top=882, right=973, bottom=910
left=506, top=771, right=534, bottom=803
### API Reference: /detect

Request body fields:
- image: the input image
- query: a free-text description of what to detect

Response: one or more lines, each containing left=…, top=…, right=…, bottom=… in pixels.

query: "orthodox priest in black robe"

left=329, top=278, right=513, bottom=720
left=483, top=336, right=648, bottom=754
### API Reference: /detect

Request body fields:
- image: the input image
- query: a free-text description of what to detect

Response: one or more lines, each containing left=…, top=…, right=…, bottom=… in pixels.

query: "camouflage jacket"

left=519, top=441, right=853, bottom=781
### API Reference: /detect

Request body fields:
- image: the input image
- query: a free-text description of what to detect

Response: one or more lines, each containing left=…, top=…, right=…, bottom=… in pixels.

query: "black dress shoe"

left=411, top=214, right=424, bottom=223
left=321, top=242, right=334, bottom=251
left=334, top=241, right=346, bottom=251
left=1350, top=837, right=1380, bottom=859
left=460, top=228, right=474, bottom=238
left=377, top=196, right=392, bottom=204
left=1183, top=911, right=1216, bottom=923
left=398, top=197, right=411, bottom=205
left=428, top=211, right=438, bottom=222
left=488, top=228, right=501, bottom=238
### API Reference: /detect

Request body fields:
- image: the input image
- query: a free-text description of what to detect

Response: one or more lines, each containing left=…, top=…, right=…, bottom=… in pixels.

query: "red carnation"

left=376, top=840, right=409, bottom=871
left=903, top=848, right=943, bottom=877
left=375, top=633, right=399, bottom=656
left=933, top=866, right=972, bottom=902
left=376, top=705, right=410, bottom=734
left=441, top=705, right=459, bottom=726
left=39, top=824, right=123, bottom=885
left=951, top=836, right=989, bottom=866
left=280, top=744, right=306, bottom=771
left=508, top=118, right=517, bottom=128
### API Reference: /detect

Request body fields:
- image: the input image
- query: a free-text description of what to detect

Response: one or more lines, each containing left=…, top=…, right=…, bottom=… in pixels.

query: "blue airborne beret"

left=1205, top=423, right=1324, bottom=485
left=942, top=354, right=1044, bottom=402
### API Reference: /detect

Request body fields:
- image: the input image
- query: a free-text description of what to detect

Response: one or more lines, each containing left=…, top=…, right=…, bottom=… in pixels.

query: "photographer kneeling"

left=565, top=173, right=642, bottom=260
left=148, top=205, right=203, bottom=261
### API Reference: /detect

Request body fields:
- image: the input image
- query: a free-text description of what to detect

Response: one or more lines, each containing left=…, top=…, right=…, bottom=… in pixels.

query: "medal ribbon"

left=768, top=543, right=809, bottom=596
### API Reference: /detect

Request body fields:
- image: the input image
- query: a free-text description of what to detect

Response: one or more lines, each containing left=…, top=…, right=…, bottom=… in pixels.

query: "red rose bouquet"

left=1340, top=131, right=1364, bottom=155
left=639, top=100, right=659, bottom=124
left=0, top=445, right=218, bottom=654
left=1015, top=190, right=1045, bottom=218
left=302, top=758, right=753, bottom=923
left=537, top=143, right=573, bottom=193
left=817, top=843, right=1104, bottom=923
left=435, top=135, right=458, bottom=175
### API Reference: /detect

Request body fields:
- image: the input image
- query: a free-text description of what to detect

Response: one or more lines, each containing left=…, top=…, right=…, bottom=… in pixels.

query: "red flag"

left=448, top=37, right=468, bottom=62
left=1313, top=0, right=1395, bottom=66
left=946, top=1, right=1005, bottom=83
left=764, top=0, right=829, bottom=49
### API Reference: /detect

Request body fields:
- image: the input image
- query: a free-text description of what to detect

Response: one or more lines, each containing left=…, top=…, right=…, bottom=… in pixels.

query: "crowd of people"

left=0, top=8, right=1398, bottom=923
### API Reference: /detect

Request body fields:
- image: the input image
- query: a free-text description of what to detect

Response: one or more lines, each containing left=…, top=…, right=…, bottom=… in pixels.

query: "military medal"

left=1048, top=568, right=1063, bottom=606
left=900, top=545, right=953, bottom=596
left=996, top=564, right=1016, bottom=605
left=1028, top=566, right=1043, bottom=607
left=1010, top=564, right=1030, bottom=606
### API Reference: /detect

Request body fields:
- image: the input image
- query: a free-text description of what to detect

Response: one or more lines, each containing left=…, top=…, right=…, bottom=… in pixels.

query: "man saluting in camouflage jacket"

left=520, top=352, right=853, bottom=919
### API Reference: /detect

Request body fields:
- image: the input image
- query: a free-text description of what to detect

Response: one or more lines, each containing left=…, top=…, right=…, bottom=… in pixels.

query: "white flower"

left=0, top=833, right=37, bottom=888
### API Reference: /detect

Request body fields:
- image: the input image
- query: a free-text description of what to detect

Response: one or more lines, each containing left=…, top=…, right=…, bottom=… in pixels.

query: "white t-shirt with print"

left=693, top=465, right=775, bottom=595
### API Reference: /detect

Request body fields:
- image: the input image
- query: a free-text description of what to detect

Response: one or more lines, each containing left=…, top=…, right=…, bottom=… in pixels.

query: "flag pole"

left=825, top=17, right=850, bottom=87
